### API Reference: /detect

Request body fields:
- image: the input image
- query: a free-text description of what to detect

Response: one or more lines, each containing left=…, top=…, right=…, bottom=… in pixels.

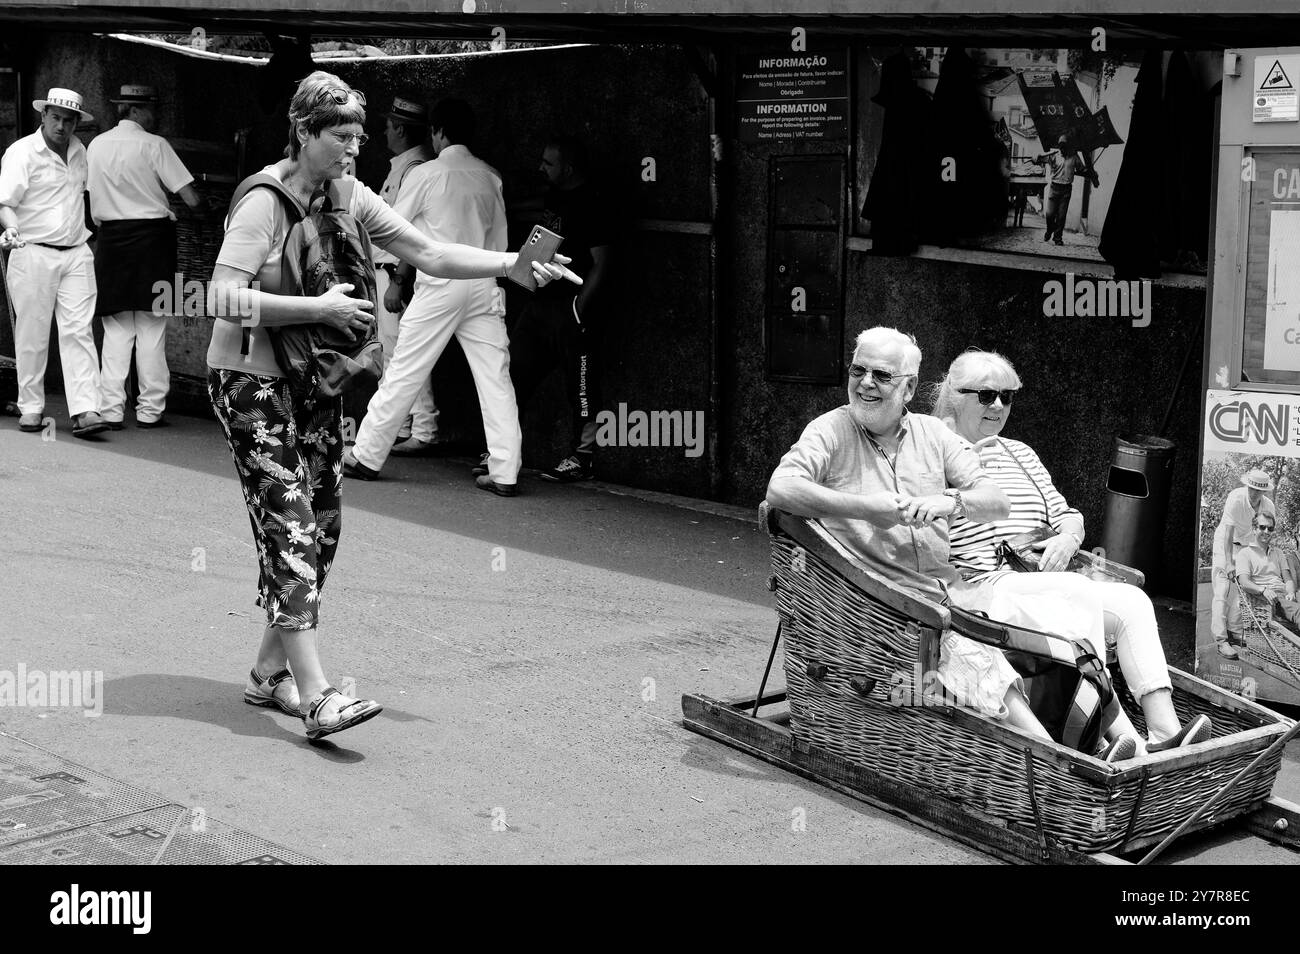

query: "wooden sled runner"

left=682, top=505, right=1300, bottom=864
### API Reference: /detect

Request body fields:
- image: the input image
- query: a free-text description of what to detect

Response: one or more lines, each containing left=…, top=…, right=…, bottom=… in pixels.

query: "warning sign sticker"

left=1255, top=55, right=1299, bottom=122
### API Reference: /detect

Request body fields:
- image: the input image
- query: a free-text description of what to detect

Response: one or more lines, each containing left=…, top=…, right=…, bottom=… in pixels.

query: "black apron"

left=94, top=218, right=177, bottom=316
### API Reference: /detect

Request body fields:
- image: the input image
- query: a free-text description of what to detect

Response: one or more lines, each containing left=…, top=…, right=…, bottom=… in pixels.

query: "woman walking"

left=206, top=71, right=576, bottom=740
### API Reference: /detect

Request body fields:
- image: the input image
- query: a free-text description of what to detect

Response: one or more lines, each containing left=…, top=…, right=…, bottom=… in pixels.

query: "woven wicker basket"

left=768, top=511, right=1292, bottom=854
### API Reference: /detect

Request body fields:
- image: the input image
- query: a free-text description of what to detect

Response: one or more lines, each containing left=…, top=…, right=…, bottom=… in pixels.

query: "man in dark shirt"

left=1032, top=133, right=1099, bottom=246
left=504, top=135, right=614, bottom=482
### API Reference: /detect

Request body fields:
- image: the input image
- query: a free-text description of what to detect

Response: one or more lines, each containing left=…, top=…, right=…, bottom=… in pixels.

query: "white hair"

left=853, top=327, right=922, bottom=375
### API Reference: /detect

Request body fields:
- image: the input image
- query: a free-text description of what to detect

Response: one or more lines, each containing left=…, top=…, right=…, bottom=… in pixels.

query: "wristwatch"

left=942, top=489, right=967, bottom=519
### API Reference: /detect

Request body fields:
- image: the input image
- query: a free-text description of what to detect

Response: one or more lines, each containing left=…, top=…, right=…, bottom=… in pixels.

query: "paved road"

left=1, top=401, right=993, bottom=864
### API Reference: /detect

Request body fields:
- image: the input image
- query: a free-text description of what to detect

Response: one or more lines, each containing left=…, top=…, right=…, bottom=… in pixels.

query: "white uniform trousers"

left=353, top=277, right=520, bottom=482
left=374, top=268, right=438, bottom=443
left=7, top=243, right=100, bottom=417
left=99, top=310, right=170, bottom=423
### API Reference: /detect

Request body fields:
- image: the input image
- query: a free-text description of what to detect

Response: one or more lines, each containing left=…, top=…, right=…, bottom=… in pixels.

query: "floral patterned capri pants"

left=207, top=368, right=344, bottom=630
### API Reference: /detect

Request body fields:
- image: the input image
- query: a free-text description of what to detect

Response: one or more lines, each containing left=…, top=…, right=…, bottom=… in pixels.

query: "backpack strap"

left=226, top=173, right=307, bottom=356
left=949, top=605, right=1120, bottom=751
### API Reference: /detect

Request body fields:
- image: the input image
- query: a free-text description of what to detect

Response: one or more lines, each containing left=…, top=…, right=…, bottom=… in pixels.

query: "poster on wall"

left=1195, top=388, right=1300, bottom=706
left=857, top=47, right=1213, bottom=272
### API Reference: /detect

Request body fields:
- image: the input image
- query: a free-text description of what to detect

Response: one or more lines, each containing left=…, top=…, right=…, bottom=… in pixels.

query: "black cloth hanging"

left=928, top=47, right=1006, bottom=245
left=861, top=52, right=937, bottom=256
left=1099, top=51, right=1166, bottom=278
left=1159, top=50, right=1213, bottom=267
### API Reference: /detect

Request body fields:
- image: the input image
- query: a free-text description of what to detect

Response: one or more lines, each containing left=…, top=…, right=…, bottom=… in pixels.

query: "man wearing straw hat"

left=366, top=93, right=439, bottom=454
left=1213, top=468, right=1277, bottom=658
left=87, top=83, right=202, bottom=429
left=0, top=87, right=107, bottom=437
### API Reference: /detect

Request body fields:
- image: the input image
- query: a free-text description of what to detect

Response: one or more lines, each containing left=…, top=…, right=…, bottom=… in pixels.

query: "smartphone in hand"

left=507, top=225, right=564, bottom=291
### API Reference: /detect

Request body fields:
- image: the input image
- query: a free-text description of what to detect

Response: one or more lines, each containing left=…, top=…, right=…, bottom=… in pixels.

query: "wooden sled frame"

left=681, top=505, right=1300, bottom=863
left=1235, top=589, right=1300, bottom=689
left=681, top=689, right=1300, bottom=864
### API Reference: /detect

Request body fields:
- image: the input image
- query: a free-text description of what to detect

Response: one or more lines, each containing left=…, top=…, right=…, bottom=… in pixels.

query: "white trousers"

left=1209, top=523, right=1237, bottom=642
left=99, top=310, right=170, bottom=422
left=990, top=572, right=1173, bottom=701
left=374, top=268, right=437, bottom=442
left=354, top=278, right=520, bottom=482
left=7, top=243, right=100, bottom=417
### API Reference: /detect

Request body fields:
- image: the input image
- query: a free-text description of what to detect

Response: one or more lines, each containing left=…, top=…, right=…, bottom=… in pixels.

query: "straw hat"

left=32, top=87, right=94, bottom=122
left=110, top=84, right=159, bottom=104
left=1241, top=469, right=1275, bottom=492
left=383, top=95, right=429, bottom=126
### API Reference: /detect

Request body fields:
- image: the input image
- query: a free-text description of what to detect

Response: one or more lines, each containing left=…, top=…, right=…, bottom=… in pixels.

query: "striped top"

left=948, top=437, right=1084, bottom=580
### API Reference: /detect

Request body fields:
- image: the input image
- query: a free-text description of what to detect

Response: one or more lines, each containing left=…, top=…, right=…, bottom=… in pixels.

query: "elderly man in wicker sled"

left=766, top=327, right=1178, bottom=762
left=1231, top=510, right=1300, bottom=639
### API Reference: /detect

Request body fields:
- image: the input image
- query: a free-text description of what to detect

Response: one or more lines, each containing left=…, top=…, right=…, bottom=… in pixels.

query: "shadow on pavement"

left=13, top=398, right=769, bottom=607
left=98, top=673, right=430, bottom=761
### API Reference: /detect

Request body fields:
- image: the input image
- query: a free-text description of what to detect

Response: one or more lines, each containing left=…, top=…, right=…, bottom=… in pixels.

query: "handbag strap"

left=998, top=438, right=1052, bottom=525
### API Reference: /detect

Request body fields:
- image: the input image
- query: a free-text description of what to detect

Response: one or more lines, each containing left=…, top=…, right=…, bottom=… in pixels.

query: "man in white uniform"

left=1215, top=469, right=1278, bottom=657
left=370, top=94, right=439, bottom=453
left=0, top=87, right=107, bottom=438
left=345, top=98, right=520, bottom=494
left=88, top=84, right=202, bottom=428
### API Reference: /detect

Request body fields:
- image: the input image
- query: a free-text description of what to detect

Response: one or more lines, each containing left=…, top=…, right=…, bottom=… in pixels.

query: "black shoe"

left=1148, top=714, right=1212, bottom=753
left=136, top=417, right=169, bottom=429
left=343, top=456, right=380, bottom=481
left=475, top=475, right=518, bottom=497
left=71, top=412, right=109, bottom=438
left=105, top=419, right=125, bottom=431
left=470, top=452, right=490, bottom=477
left=539, top=454, right=593, bottom=483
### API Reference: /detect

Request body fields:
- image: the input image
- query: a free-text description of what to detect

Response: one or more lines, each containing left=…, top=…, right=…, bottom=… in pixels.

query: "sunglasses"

left=316, top=86, right=366, bottom=107
left=957, top=388, right=1016, bottom=406
left=849, top=366, right=916, bottom=387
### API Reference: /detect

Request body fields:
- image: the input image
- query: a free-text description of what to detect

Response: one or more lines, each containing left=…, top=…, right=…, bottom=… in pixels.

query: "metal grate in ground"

left=0, top=734, right=318, bottom=865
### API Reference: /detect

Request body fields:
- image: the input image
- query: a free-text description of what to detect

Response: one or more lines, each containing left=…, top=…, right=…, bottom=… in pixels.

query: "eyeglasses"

left=316, top=86, right=366, bottom=107
left=957, top=388, right=1016, bottom=406
left=1256, top=524, right=1275, bottom=532
left=328, top=130, right=370, bottom=147
left=849, top=366, right=916, bottom=387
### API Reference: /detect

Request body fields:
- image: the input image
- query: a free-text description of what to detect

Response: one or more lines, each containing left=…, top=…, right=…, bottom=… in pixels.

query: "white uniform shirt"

left=86, top=120, right=194, bottom=224
left=373, top=143, right=435, bottom=265
left=0, top=130, right=91, bottom=246
left=1219, top=486, right=1277, bottom=551
left=392, top=144, right=507, bottom=286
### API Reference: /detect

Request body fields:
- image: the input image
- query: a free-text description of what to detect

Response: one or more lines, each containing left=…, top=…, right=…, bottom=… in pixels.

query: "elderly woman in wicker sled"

left=205, top=71, right=578, bottom=742
left=928, top=349, right=1213, bottom=759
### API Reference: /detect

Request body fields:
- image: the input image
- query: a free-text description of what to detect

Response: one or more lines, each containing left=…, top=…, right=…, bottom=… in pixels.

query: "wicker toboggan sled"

left=683, top=505, right=1300, bottom=863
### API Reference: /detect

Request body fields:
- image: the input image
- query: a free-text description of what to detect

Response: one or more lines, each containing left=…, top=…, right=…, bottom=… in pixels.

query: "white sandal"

left=244, top=668, right=302, bottom=718
left=303, top=687, right=383, bottom=741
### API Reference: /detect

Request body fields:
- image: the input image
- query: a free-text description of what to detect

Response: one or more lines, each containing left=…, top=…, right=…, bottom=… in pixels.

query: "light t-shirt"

left=206, top=166, right=415, bottom=377
left=771, top=407, right=987, bottom=602
left=1236, top=544, right=1287, bottom=594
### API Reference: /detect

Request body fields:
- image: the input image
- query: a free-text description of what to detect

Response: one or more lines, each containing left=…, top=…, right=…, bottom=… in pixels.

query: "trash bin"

left=1100, top=434, right=1177, bottom=587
